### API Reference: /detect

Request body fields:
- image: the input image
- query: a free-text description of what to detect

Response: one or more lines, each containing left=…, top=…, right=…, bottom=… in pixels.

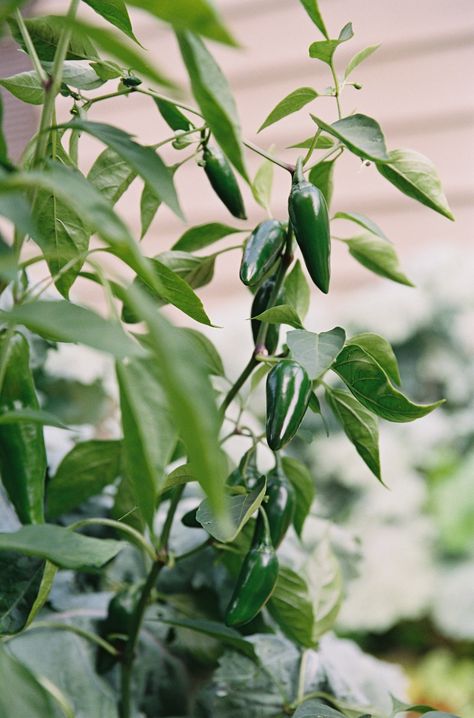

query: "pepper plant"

left=0, top=1, right=460, bottom=717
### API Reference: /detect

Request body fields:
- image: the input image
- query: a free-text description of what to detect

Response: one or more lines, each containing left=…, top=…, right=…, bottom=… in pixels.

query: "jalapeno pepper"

left=202, top=145, right=247, bottom=220
left=96, top=583, right=142, bottom=673
left=225, top=510, right=278, bottom=627
left=265, top=466, right=295, bottom=548
left=266, top=359, right=312, bottom=451
left=239, top=220, right=286, bottom=287
left=0, top=331, right=46, bottom=524
left=251, top=276, right=282, bottom=354
left=288, top=157, right=331, bottom=294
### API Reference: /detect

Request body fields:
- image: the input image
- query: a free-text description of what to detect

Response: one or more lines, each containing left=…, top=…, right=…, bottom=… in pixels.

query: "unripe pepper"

left=202, top=145, right=247, bottom=220
left=251, top=276, right=281, bottom=354
left=96, top=583, right=142, bottom=673
left=0, top=331, right=46, bottom=524
left=225, top=510, right=278, bottom=627
left=288, top=157, right=331, bottom=293
left=266, top=359, right=312, bottom=451
left=239, top=220, right=286, bottom=286
left=265, top=466, right=295, bottom=548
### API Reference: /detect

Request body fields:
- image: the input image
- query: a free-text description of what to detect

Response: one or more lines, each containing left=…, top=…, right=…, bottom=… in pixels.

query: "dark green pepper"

left=265, top=466, right=295, bottom=548
left=121, top=75, right=142, bottom=87
left=288, top=157, right=331, bottom=293
left=225, top=510, right=279, bottom=627
left=266, top=359, right=312, bottom=451
left=0, top=331, right=46, bottom=524
left=202, top=145, right=247, bottom=220
left=96, top=583, right=142, bottom=673
left=239, top=220, right=286, bottom=286
left=181, top=506, right=201, bottom=528
left=251, top=275, right=281, bottom=354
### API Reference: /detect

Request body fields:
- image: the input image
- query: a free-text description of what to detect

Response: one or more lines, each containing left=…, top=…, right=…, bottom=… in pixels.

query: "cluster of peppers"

left=219, top=156, right=330, bottom=626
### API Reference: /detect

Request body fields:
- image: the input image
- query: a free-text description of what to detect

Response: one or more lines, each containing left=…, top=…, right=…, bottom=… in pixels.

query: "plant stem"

left=330, top=62, right=342, bottom=119
left=15, top=10, right=49, bottom=86
left=297, top=649, right=308, bottom=702
left=302, top=128, right=321, bottom=166
left=242, top=140, right=294, bottom=173
left=305, top=144, right=343, bottom=172
left=24, top=621, right=119, bottom=656
left=68, top=517, right=157, bottom=562
left=219, top=354, right=257, bottom=416
left=83, top=87, right=135, bottom=108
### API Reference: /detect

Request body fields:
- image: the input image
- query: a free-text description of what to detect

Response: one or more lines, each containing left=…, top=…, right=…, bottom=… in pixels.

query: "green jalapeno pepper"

left=0, top=331, right=46, bottom=524
left=251, top=276, right=281, bottom=354
left=96, top=583, right=142, bottom=673
left=202, top=145, right=247, bottom=220
left=239, top=220, right=286, bottom=287
left=265, top=466, right=295, bottom=548
left=266, top=359, right=312, bottom=451
left=288, top=157, right=331, bottom=293
left=225, top=510, right=278, bottom=627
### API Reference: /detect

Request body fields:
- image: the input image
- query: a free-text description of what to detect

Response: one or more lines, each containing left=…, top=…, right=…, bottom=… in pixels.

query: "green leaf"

left=54, top=15, right=176, bottom=88
left=34, top=192, right=89, bottom=298
left=46, top=440, right=122, bottom=519
left=258, top=87, right=318, bottom=132
left=268, top=566, right=315, bottom=647
left=126, top=0, right=237, bottom=46
left=153, top=97, right=193, bottom=132
left=0, top=72, right=44, bottom=105
left=343, top=233, right=414, bottom=286
left=116, top=357, right=177, bottom=530
left=309, top=160, right=335, bottom=207
left=8, top=15, right=99, bottom=61
left=332, top=344, right=444, bottom=422
left=333, top=210, right=388, bottom=241
left=294, top=699, right=346, bottom=718
left=3, top=300, right=143, bottom=359
left=0, top=554, right=45, bottom=635
left=180, top=328, right=224, bottom=376
left=325, top=386, right=381, bottom=481
left=177, top=31, right=247, bottom=180
left=0, top=644, right=58, bottom=716
left=124, top=285, right=229, bottom=527
left=287, top=327, right=345, bottom=380
left=377, top=148, right=454, bottom=220
left=0, top=1, right=28, bottom=26
left=306, top=538, right=343, bottom=640
left=160, top=462, right=195, bottom=495
left=284, top=260, right=310, bottom=322
left=251, top=155, right=274, bottom=212
left=344, top=44, right=380, bottom=79
left=154, top=250, right=216, bottom=290
left=346, top=332, right=401, bottom=385
left=87, top=146, right=136, bottom=204
left=123, top=256, right=213, bottom=326
left=0, top=526, right=123, bottom=569
left=298, top=0, right=329, bottom=38
left=197, top=476, right=266, bottom=543
left=140, top=166, right=177, bottom=239
left=252, top=304, right=303, bottom=329
left=281, top=456, right=315, bottom=537
left=0, top=409, right=68, bottom=429
left=288, top=135, right=334, bottom=150
left=67, top=120, right=183, bottom=219
left=172, top=222, right=242, bottom=252
left=81, top=0, right=138, bottom=43
left=157, top=617, right=256, bottom=658
left=45, top=60, right=105, bottom=90
left=312, top=113, right=388, bottom=162
left=308, top=23, right=353, bottom=65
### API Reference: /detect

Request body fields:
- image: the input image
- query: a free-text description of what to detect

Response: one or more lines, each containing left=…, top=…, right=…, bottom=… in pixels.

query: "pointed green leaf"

left=67, top=120, right=183, bottom=219
left=307, top=538, right=343, bottom=640
left=344, top=44, right=380, bottom=79
left=153, top=97, right=193, bottom=132
left=325, top=386, right=381, bottom=480
left=258, top=87, right=318, bottom=132
left=333, top=210, right=388, bottom=241
left=197, top=476, right=266, bottom=542
left=284, top=260, right=310, bottom=321
left=8, top=15, right=99, bottom=61
left=180, top=328, right=225, bottom=376
left=308, top=23, right=353, bottom=65
left=81, top=0, right=139, bottom=43
left=287, top=327, right=346, bottom=380
left=0, top=72, right=44, bottom=105
left=47, top=440, right=122, bottom=519
left=251, top=155, right=274, bottom=211
left=88, top=146, right=136, bottom=204
left=312, top=113, right=388, bottom=162
left=157, top=617, right=256, bottom=658
left=344, top=232, right=414, bottom=286
left=0, top=525, right=123, bottom=569
left=346, top=332, right=401, bottom=385
left=140, top=183, right=161, bottom=238
left=377, top=148, right=454, bottom=220
left=268, top=566, right=315, bottom=647
left=177, top=31, right=247, bottom=180
left=154, top=250, right=216, bottom=290
left=298, top=0, right=329, bottom=38
left=0, top=644, right=58, bottom=716
left=294, top=700, right=346, bottom=718
left=0, top=409, right=68, bottom=429
left=281, top=456, right=315, bottom=536
left=117, top=358, right=177, bottom=529
left=252, top=304, right=303, bottom=329
left=288, top=135, right=334, bottom=150
left=44, top=60, right=105, bottom=90
left=2, top=300, right=143, bottom=359
left=308, top=159, right=335, bottom=207
left=0, top=554, right=45, bottom=635
left=333, top=344, right=444, bottom=422
left=172, top=222, right=242, bottom=252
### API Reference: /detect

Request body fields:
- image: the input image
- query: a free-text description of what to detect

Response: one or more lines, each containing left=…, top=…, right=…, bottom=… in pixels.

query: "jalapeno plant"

left=0, top=1, right=459, bottom=717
